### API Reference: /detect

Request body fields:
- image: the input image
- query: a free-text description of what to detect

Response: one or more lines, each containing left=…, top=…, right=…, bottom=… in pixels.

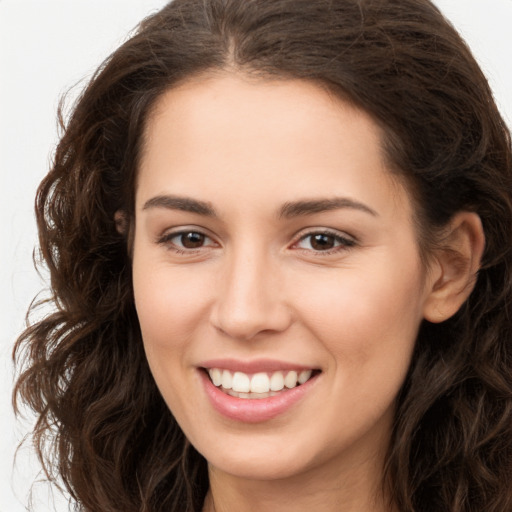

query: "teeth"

left=269, top=371, right=284, bottom=391
left=210, top=368, right=222, bottom=387
left=284, top=370, right=298, bottom=389
left=250, top=373, right=270, bottom=393
left=232, top=372, right=250, bottom=392
left=298, top=370, right=312, bottom=384
left=207, top=368, right=315, bottom=395
left=221, top=369, right=233, bottom=389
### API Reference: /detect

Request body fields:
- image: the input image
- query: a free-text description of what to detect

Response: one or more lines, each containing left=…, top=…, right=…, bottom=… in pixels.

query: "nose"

left=210, top=247, right=293, bottom=341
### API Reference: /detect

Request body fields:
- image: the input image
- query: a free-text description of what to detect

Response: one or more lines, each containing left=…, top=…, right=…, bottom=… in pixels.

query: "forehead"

left=137, top=73, right=409, bottom=219
left=143, top=73, right=381, bottom=160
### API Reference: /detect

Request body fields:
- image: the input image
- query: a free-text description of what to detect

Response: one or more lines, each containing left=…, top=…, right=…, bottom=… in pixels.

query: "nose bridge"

left=211, top=239, right=290, bottom=340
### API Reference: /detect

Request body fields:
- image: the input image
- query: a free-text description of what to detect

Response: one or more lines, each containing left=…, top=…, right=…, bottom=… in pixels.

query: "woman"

left=13, top=0, right=512, bottom=511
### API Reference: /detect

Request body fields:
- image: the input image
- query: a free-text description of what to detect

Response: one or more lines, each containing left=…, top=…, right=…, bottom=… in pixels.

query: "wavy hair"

left=14, top=0, right=512, bottom=511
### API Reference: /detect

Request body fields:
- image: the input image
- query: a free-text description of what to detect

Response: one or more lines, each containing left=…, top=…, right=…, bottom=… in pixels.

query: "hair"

left=13, top=0, right=512, bottom=511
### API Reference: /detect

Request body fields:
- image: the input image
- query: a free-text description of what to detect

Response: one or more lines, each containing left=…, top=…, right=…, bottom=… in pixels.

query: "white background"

left=1, top=1, right=511, bottom=510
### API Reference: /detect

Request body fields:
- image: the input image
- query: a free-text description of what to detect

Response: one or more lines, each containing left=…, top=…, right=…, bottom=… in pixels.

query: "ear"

left=423, top=212, right=485, bottom=323
left=114, top=210, right=135, bottom=258
left=114, top=210, right=128, bottom=235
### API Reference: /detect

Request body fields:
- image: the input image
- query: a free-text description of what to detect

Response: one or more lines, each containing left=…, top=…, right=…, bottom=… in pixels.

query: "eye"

left=174, top=231, right=207, bottom=249
left=158, top=230, right=217, bottom=251
left=294, top=230, right=355, bottom=253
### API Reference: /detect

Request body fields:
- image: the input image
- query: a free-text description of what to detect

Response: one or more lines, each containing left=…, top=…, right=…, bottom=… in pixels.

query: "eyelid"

left=155, top=225, right=356, bottom=255
left=156, top=226, right=219, bottom=250
left=290, top=227, right=357, bottom=253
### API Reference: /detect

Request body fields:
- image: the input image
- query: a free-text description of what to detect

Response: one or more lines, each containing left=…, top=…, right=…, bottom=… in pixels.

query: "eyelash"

left=292, top=229, right=356, bottom=255
left=157, top=228, right=356, bottom=256
left=157, top=230, right=217, bottom=254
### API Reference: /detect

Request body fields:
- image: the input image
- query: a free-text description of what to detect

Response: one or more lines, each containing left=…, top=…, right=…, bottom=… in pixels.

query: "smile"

left=200, top=364, right=321, bottom=422
left=206, top=368, right=316, bottom=399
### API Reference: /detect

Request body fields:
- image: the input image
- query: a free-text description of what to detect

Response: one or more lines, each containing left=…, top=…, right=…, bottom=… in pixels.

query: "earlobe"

left=114, top=210, right=128, bottom=235
left=423, top=212, right=485, bottom=323
left=114, top=210, right=135, bottom=258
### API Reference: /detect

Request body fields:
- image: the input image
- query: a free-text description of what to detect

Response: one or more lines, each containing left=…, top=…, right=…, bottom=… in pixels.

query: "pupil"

left=181, top=232, right=205, bottom=248
left=311, top=234, right=335, bottom=250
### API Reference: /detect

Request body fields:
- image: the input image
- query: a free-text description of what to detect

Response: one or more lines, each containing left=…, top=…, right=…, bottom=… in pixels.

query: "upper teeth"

left=208, top=368, right=313, bottom=393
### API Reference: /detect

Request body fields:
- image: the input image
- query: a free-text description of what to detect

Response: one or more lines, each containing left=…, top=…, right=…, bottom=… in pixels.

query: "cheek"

left=132, top=260, right=214, bottom=411
left=295, top=262, right=425, bottom=435
left=293, top=255, right=426, bottom=369
left=133, top=260, right=213, bottom=348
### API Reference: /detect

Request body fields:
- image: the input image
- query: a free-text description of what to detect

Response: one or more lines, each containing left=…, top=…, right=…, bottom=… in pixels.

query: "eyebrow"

left=279, top=197, right=378, bottom=218
left=142, top=195, right=217, bottom=216
left=142, top=194, right=377, bottom=219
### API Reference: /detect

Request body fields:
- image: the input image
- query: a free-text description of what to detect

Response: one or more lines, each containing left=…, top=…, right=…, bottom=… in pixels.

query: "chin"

left=206, top=448, right=315, bottom=482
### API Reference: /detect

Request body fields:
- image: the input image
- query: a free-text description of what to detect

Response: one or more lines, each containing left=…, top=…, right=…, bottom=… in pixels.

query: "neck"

left=202, top=451, right=395, bottom=512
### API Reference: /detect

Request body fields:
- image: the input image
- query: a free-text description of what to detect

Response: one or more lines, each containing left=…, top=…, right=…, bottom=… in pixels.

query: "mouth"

left=203, top=367, right=321, bottom=399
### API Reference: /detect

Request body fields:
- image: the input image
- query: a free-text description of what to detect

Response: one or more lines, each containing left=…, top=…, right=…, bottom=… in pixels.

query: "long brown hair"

left=14, top=0, right=512, bottom=511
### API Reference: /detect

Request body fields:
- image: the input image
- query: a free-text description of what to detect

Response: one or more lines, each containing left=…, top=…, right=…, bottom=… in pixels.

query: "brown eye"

left=158, top=229, right=217, bottom=253
left=179, top=232, right=206, bottom=248
left=310, top=234, right=336, bottom=250
left=295, top=231, right=355, bottom=253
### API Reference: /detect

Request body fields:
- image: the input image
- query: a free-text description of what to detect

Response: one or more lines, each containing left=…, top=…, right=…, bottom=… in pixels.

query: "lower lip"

left=200, top=370, right=319, bottom=423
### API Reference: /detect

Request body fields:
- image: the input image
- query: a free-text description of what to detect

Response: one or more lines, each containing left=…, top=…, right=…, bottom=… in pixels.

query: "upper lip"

left=198, top=358, right=319, bottom=374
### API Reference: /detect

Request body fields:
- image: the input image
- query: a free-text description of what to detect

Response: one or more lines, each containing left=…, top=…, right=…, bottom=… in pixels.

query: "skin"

left=131, top=73, right=483, bottom=511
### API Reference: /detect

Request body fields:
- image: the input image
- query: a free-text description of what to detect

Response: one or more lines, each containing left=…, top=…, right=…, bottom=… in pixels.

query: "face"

left=132, top=74, right=433, bottom=484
